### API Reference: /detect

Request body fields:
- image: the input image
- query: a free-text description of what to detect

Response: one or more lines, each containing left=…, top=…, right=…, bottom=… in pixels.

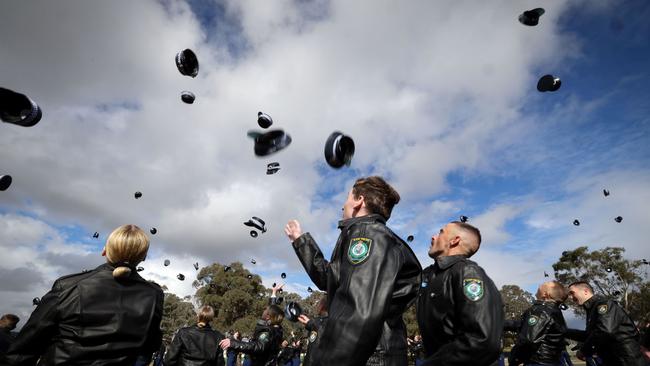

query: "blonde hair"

left=197, top=305, right=215, bottom=327
left=104, top=224, right=150, bottom=279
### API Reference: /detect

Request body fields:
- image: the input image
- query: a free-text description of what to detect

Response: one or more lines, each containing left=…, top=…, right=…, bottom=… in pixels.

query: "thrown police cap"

left=562, top=251, right=569, bottom=257
left=324, top=131, right=355, bottom=168
left=193, top=262, right=199, bottom=270
left=273, top=282, right=277, bottom=287
left=407, top=235, right=414, bottom=243
left=32, top=297, right=40, bottom=306
left=177, top=273, right=185, bottom=281
left=224, top=265, right=231, bottom=272
left=573, top=219, right=580, bottom=226
left=0, top=175, right=12, bottom=191
left=518, top=8, right=545, bottom=26
left=459, top=215, right=469, bottom=223
left=603, top=189, right=610, bottom=197
left=251, top=259, right=257, bottom=264
left=134, top=191, right=142, bottom=199
left=252, top=129, right=292, bottom=156
left=150, top=228, right=157, bottom=235
left=281, top=272, right=287, bottom=279
left=181, top=91, right=195, bottom=104
left=285, top=301, right=303, bottom=322
left=0, top=87, right=42, bottom=127
left=612, top=290, right=621, bottom=296
left=307, top=287, right=313, bottom=293
left=544, top=271, right=549, bottom=277
left=164, top=259, right=170, bottom=266
left=93, top=232, right=99, bottom=239
left=137, top=266, right=144, bottom=272
left=244, top=217, right=266, bottom=233
left=537, top=74, right=562, bottom=92
left=605, top=267, right=613, bottom=273
left=643, top=259, right=648, bottom=265
left=559, top=303, right=568, bottom=311
left=258, top=111, right=273, bottom=129
left=247, top=274, right=253, bottom=279
left=266, top=162, right=280, bottom=175
left=175, top=49, right=199, bottom=78
left=614, top=216, right=623, bottom=223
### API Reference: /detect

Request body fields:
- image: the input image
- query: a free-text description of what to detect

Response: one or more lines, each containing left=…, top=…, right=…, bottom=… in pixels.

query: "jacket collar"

left=582, top=294, right=603, bottom=311
left=338, top=214, right=386, bottom=230
left=434, top=254, right=467, bottom=270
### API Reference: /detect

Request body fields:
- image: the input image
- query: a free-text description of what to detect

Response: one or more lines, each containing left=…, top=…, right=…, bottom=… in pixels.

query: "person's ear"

left=101, top=247, right=106, bottom=257
left=450, top=235, right=461, bottom=248
left=353, top=194, right=364, bottom=209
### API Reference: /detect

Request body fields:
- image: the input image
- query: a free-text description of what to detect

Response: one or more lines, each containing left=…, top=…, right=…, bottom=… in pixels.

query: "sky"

left=1, top=0, right=649, bottom=330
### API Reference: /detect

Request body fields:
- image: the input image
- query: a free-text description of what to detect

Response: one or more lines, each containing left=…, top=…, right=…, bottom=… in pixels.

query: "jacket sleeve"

left=144, top=287, right=164, bottom=355
left=305, top=319, right=320, bottom=332
left=424, top=264, right=503, bottom=366
left=163, top=329, right=184, bottom=366
left=317, top=227, right=403, bottom=365
left=229, top=333, right=271, bottom=356
left=581, top=301, right=618, bottom=356
left=292, top=233, right=331, bottom=290
left=5, top=282, right=62, bottom=366
left=510, top=309, right=551, bottom=364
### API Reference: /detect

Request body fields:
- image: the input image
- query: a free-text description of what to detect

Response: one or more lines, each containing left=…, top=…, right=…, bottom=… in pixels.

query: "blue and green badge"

left=528, top=315, right=539, bottom=326
left=463, top=278, right=484, bottom=301
left=348, top=237, right=372, bottom=264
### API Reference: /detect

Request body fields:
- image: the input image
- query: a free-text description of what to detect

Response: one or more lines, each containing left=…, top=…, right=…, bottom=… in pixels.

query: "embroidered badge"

left=421, top=281, right=428, bottom=288
left=463, top=278, right=484, bottom=301
left=258, top=332, right=269, bottom=342
left=528, top=315, right=539, bottom=326
left=598, top=304, right=608, bottom=315
left=309, top=331, right=318, bottom=343
left=348, top=237, right=372, bottom=264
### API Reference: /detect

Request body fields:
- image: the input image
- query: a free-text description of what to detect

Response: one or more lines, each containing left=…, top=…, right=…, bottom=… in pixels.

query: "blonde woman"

left=5, top=224, right=164, bottom=365
left=164, top=306, right=226, bottom=366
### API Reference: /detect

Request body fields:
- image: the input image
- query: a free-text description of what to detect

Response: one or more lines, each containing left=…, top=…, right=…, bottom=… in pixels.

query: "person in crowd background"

left=297, top=296, right=328, bottom=366
left=164, top=305, right=226, bottom=366
left=285, top=176, right=421, bottom=366
left=0, top=314, right=20, bottom=356
left=3, top=224, right=164, bottom=366
left=416, top=221, right=504, bottom=366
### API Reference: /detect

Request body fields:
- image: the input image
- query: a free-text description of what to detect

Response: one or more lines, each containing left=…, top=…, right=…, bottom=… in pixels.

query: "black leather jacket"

left=293, top=214, right=422, bottom=366
left=416, top=255, right=504, bottom=366
left=5, top=263, right=163, bottom=366
left=227, top=320, right=283, bottom=366
left=509, top=300, right=567, bottom=365
left=303, top=316, right=327, bottom=366
left=580, top=295, right=645, bottom=366
left=164, top=324, right=225, bottom=366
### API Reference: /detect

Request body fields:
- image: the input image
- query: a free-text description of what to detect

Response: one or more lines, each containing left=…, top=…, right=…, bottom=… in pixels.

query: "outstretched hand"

left=219, top=338, right=231, bottom=350
left=284, top=220, right=303, bottom=242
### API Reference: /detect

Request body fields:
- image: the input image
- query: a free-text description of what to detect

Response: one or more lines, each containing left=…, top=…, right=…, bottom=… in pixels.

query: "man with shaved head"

left=416, top=221, right=504, bottom=365
left=567, top=281, right=646, bottom=366
left=509, top=281, right=568, bottom=365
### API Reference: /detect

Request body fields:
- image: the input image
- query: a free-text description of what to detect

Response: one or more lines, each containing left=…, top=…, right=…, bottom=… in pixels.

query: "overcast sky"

left=1, top=0, right=649, bottom=329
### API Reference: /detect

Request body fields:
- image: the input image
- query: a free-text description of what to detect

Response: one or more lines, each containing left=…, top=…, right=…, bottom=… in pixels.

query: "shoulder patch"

left=258, top=331, right=270, bottom=342
left=598, top=304, right=608, bottom=315
left=527, top=315, right=539, bottom=326
left=348, top=237, right=372, bottom=264
left=463, top=278, right=484, bottom=301
left=309, top=331, right=318, bottom=343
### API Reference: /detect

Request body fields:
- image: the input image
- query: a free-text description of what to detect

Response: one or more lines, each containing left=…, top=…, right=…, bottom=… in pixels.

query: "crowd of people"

left=1, top=176, right=649, bottom=365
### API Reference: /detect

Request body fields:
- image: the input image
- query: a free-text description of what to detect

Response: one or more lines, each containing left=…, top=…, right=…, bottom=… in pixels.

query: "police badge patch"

left=309, top=331, right=317, bottom=343
left=528, top=315, right=539, bottom=326
left=463, top=278, right=484, bottom=301
left=348, top=238, right=372, bottom=264
left=598, top=304, right=608, bottom=315
left=258, top=332, right=269, bottom=342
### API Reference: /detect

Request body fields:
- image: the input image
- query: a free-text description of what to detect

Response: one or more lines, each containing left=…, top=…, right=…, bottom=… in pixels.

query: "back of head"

left=197, top=305, right=214, bottom=327
left=450, top=221, right=482, bottom=257
left=266, top=304, right=284, bottom=326
left=545, top=281, right=568, bottom=303
left=352, top=176, right=400, bottom=220
left=0, top=313, right=20, bottom=329
left=105, top=224, right=150, bottom=279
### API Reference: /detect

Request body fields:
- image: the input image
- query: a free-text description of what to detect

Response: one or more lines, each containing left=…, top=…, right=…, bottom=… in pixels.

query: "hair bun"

left=113, top=266, right=132, bottom=279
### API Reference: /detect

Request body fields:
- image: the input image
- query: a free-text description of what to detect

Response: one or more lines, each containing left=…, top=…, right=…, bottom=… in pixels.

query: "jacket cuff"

left=292, top=232, right=312, bottom=249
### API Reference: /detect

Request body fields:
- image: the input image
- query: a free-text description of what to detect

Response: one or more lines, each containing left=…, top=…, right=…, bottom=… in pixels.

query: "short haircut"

left=450, top=221, right=482, bottom=257
left=352, top=176, right=400, bottom=220
left=197, top=305, right=214, bottom=324
left=546, top=281, right=568, bottom=302
left=266, top=304, right=284, bottom=326
left=568, top=281, right=594, bottom=294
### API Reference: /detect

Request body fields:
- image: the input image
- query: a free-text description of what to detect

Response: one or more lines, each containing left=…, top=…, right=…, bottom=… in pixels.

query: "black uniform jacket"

left=228, top=320, right=282, bottom=366
left=416, top=255, right=504, bottom=366
left=164, top=324, right=226, bottom=366
left=509, top=300, right=567, bottom=365
left=580, top=295, right=645, bottom=366
left=5, top=263, right=163, bottom=366
left=293, top=214, right=422, bottom=366
left=303, top=316, right=327, bottom=366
